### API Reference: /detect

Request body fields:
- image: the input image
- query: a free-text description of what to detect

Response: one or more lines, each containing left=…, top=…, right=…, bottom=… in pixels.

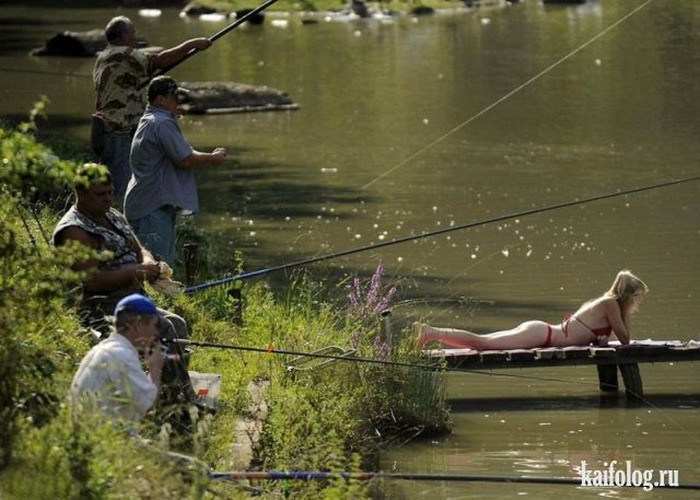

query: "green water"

left=1, top=0, right=698, bottom=496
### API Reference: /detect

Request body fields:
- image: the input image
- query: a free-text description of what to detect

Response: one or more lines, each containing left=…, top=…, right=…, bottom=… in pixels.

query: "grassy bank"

left=0, top=105, right=450, bottom=498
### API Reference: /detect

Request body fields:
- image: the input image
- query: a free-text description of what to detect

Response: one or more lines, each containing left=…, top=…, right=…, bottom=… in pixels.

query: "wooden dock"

left=423, top=340, right=700, bottom=400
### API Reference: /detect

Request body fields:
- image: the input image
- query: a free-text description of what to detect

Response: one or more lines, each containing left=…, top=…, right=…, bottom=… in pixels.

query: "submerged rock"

left=234, top=8, right=265, bottom=25
left=411, top=5, right=435, bottom=16
left=180, top=3, right=220, bottom=16
left=30, top=30, right=150, bottom=57
left=30, top=29, right=107, bottom=57
left=180, top=2, right=265, bottom=24
left=179, top=81, right=298, bottom=114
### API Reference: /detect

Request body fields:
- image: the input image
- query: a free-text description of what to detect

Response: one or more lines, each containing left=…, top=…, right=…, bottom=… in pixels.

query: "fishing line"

left=390, top=297, right=492, bottom=309
left=28, top=204, right=51, bottom=245
left=361, top=0, right=656, bottom=190
left=16, top=205, right=38, bottom=249
left=1, top=1, right=281, bottom=87
left=449, top=242, right=522, bottom=285
left=0, top=67, right=92, bottom=79
left=184, top=175, right=699, bottom=293
left=176, top=337, right=700, bottom=443
left=620, top=389, right=700, bottom=447
left=415, top=241, right=533, bottom=325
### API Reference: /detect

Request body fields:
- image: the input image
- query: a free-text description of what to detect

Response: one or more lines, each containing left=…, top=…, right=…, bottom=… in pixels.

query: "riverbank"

left=0, top=106, right=450, bottom=497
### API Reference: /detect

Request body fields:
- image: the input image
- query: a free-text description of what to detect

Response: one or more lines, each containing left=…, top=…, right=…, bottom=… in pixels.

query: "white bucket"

left=189, top=371, right=222, bottom=409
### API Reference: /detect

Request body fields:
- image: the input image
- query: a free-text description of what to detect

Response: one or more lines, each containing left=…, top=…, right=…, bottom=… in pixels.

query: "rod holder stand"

left=228, top=287, right=243, bottom=326
left=183, top=242, right=199, bottom=284
left=381, top=309, right=392, bottom=358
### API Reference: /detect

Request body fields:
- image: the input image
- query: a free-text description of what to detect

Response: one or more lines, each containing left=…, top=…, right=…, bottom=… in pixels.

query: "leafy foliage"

left=2, top=408, right=205, bottom=499
left=0, top=98, right=76, bottom=203
left=0, top=194, right=89, bottom=468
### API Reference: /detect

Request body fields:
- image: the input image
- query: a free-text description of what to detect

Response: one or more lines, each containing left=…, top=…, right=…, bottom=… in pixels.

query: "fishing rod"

left=16, top=205, right=38, bottom=250
left=210, top=470, right=576, bottom=484
left=140, top=0, right=281, bottom=89
left=28, top=204, right=51, bottom=245
left=171, top=338, right=700, bottom=441
left=184, top=175, right=700, bottom=294
left=167, top=338, right=607, bottom=387
left=209, top=470, right=700, bottom=490
left=171, top=338, right=441, bottom=370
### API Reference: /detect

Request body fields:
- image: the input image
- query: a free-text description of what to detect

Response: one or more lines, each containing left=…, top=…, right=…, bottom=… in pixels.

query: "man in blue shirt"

left=125, top=76, right=228, bottom=266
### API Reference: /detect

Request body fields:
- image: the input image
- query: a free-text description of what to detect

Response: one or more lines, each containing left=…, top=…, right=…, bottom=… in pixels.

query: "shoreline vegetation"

left=0, top=103, right=451, bottom=497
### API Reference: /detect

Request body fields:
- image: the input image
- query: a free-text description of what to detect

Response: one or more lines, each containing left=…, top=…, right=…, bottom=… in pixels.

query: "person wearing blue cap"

left=71, top=294, right=164, bottom=431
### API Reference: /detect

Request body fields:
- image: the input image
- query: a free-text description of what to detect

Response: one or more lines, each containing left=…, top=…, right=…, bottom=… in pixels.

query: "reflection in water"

left=1, top=0, right=699, bottom=497
left=384, top=363, right=700, bottom=497
left=449, top=394, right=700, bottom=413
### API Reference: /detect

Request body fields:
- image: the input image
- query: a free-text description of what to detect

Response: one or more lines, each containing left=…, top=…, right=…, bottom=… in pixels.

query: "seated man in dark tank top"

left=53, top=163, right=197, bottom=430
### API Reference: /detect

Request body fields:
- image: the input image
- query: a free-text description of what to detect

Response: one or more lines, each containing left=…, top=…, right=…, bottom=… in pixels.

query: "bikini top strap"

left=573, top=315, right=595, bottom=332
left=565, top=315, right=608, bottom=338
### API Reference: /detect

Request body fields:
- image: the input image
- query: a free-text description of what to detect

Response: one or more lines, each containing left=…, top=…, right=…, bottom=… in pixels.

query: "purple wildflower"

left=373, top=285, right=397, bottom=314
left=350, top=329, right=363, bottom=349
left=372, top=336, right=390, bottom=361
left=345, top=261, right=397, bottom=354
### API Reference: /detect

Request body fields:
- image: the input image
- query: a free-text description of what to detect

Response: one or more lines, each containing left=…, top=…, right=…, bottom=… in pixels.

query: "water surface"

left=1, top=0, right=698, bottom=496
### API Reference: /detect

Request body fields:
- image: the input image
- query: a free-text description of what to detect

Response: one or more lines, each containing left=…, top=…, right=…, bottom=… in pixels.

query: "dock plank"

left=423, top=340, right=700, bottom=370
left=422, top=340, right=699, bottom=399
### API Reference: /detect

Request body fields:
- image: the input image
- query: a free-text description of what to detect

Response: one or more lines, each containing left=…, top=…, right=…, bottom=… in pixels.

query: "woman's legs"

left=415, top=323, right=485, bottom=349
left=416, top=320, right=551, bottom=350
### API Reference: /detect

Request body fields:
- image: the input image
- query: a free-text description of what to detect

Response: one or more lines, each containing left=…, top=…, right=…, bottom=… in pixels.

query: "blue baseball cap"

left=114, top=294, right=157, bottom=316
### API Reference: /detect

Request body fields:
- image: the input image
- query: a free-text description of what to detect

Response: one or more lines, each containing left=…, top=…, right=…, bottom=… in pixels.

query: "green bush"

left=2, top=407, right=205, bottom=499
left=0, top=98, right=76, bottom=204
left=0, top=103, right=91, bottom=468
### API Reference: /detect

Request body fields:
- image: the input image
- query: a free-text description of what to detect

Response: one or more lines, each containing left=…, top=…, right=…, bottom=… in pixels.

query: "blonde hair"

left=605, top=270, right=648, bottom=318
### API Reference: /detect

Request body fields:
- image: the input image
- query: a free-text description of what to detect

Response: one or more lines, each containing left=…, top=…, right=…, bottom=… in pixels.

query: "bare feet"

left=413, top=322, right=428, bottom=351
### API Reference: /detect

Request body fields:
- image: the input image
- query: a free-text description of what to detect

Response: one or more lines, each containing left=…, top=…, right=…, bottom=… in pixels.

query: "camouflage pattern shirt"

left=52, top=205, right=144, bottom=308
left=93, top=44, right=156, bottom=132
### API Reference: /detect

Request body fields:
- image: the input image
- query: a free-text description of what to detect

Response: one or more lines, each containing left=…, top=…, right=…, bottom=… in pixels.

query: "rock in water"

left=178, top=81, right=298, bottom=114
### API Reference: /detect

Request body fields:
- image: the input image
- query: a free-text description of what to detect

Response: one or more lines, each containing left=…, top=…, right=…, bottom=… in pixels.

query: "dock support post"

left=183, top=243, right=199, bottom=284
left=619, top=363, right=643, bottom=401
left=228, top=287, right=243, bottom=326
left=597, top=363, right=643, bottom=400
left=597, top=364, right=618, bottom=392
left=381, top=309, right=392, bottom=359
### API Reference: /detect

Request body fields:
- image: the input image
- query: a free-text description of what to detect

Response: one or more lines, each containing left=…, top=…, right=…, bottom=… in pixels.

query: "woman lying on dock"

left=416, top=270, right=648, bottom=351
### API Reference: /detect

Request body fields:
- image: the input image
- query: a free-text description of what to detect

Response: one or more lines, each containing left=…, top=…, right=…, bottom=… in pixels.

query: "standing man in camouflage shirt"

left=93, top=16, right=212, bottom=198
